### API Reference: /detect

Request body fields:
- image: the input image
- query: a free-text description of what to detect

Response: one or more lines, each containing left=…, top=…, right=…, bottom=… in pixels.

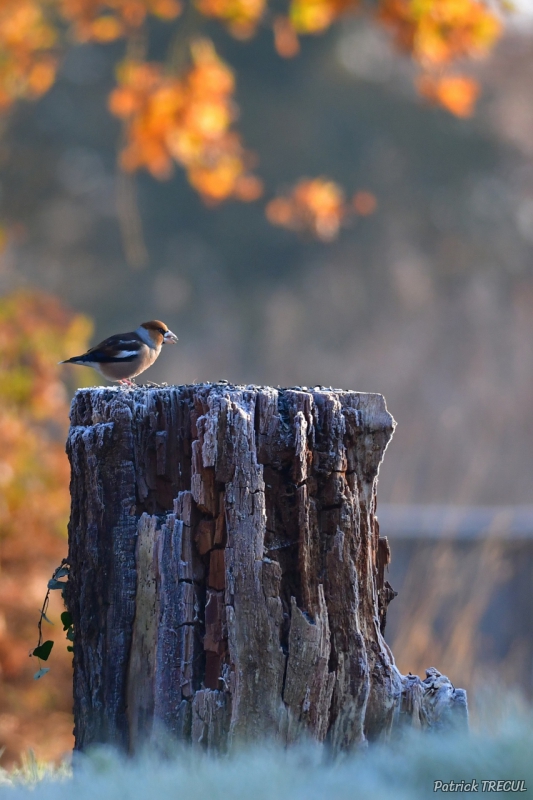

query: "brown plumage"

left=60, top=320, right=178, bottom=385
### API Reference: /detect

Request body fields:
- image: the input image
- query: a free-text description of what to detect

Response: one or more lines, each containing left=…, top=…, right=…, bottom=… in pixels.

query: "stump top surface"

left=74, top=382, right=384, bottom=395
left=70, top=383, right=396, bottom=437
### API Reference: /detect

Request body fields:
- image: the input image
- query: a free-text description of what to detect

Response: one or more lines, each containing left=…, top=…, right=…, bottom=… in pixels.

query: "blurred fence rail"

left=378, top=504, right=533, bottom=540
left=380, top=505, right=533, bottom=701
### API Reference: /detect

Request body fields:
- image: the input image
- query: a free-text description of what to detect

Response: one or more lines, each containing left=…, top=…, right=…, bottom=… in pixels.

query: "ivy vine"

left=32, top=559, right=74, bottom=679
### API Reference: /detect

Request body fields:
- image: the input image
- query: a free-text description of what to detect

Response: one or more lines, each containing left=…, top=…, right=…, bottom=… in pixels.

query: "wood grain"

left=66, top=384, right=467, bottom=753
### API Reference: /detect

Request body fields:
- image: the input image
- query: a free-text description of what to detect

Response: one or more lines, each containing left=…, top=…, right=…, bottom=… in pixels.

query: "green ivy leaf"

left=67, top=646, right=74, bottom=653
left=66, top=628, right=75, bottom=642
left=61, top=611, right=73, bottom=630
left=47, top=579, right=65, bottom=590
left=55, top=567, right=69, bottom=579
left=34, top=668, right=50, bottom=680
left=40, top=610, right=54, bottom=625
left=32, top=640, right=54, bottom=661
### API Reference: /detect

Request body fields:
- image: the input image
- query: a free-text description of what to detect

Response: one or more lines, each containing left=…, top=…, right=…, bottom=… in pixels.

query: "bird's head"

left=140, top=320, right=179, bottom=347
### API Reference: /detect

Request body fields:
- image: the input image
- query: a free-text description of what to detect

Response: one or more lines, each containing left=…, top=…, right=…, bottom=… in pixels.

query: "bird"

left=60, top=320, right=178, bottom=386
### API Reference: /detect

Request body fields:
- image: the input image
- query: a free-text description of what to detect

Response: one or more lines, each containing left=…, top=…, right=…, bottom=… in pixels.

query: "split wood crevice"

left=66, top=384, right=467, bottom=754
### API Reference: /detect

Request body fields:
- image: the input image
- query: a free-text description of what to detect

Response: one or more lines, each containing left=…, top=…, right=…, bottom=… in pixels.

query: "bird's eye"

left=158, top=328, right=166, bottom=335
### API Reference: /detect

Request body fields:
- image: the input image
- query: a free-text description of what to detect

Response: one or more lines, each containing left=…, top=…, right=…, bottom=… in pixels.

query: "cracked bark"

left=66, top=384, right=467, bottom=754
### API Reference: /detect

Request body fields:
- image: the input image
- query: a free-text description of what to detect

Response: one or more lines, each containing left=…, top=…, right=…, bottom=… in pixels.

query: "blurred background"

left=1, top=0, right=533, bottom=768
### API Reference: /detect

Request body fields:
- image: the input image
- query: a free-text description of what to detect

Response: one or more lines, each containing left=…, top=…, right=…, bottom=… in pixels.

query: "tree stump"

left=66, top=384, right=467, bottom=753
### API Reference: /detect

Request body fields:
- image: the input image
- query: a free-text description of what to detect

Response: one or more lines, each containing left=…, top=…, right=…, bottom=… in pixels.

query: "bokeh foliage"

left=0, top=291, right=91, bottom=766
left=0, top=0, right=505, bottom=238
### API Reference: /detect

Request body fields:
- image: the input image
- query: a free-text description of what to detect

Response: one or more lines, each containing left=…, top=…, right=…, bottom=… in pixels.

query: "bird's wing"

left=79, top=331, right=146, bottom=363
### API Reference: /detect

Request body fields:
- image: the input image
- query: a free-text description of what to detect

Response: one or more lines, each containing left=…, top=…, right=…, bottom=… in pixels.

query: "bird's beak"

left=164, top=330, right=178, bottom=344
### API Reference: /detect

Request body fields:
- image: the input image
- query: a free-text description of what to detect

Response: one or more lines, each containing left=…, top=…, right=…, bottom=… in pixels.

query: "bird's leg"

left=118, top=378, right=136, bottom=387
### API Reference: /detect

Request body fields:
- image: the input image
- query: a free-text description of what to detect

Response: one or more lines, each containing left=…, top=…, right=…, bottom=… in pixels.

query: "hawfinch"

left=60, top=320, right=178, bottom=385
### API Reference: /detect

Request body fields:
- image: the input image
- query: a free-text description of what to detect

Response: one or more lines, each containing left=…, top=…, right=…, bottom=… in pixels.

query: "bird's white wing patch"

left=114, top=350, right=140, bottom=359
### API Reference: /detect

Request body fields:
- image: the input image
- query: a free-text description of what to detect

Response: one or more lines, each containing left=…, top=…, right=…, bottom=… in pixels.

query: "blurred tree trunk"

left=66, top=384, right=467, bottom=754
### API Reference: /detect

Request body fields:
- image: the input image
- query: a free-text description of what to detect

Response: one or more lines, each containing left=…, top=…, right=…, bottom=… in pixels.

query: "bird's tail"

left=58, top=355, right=86, bottom=365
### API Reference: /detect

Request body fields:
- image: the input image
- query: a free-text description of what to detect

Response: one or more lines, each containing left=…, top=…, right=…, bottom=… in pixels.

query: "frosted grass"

left=1, top=708, right=533, bottom=800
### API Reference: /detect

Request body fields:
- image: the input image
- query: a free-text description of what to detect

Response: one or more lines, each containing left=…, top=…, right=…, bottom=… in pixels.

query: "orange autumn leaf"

left=195, top=0, right=266, bottom=38
left=151, top=0, right=182, bottom=18
left=109, top=40, right=262, bottom=204
left=378, top=0, right=502, bottom=66
left=0, top=0, right=58, bottom=110
left=0, top=0, right=183, bottom=112
left=27, top=58, right=57, bottom=95
left=273, top=15, right=301, bottom=58
left=59, top=0, right=182, bottom=43
left=108, top=86, right=141, bottom=117
left=189, top=153, right=245, bottom=201
left=89, top=15, right=124, bottom=41
left=266, top=177, right=346, bottom=240
left=267, top=178, right=379, bottom=238
left=377, top=0, right=501, bottom=116
left=234, top=173, right=264, bottom=201
left=418, top=72, right=479, bottom=116
left=289, top=0, right=358, bottom=34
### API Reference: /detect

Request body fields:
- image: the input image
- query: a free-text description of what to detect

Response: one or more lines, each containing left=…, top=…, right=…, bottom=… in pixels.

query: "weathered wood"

left=66, top=384, right=467, bottom=754
left=127, top=513, right=159, bottom=749
left=399, top=669, right=468, bottom=731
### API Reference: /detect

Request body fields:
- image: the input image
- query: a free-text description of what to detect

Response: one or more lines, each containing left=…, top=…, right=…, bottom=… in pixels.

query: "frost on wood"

left=66, top=384, right=467, bottom=753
